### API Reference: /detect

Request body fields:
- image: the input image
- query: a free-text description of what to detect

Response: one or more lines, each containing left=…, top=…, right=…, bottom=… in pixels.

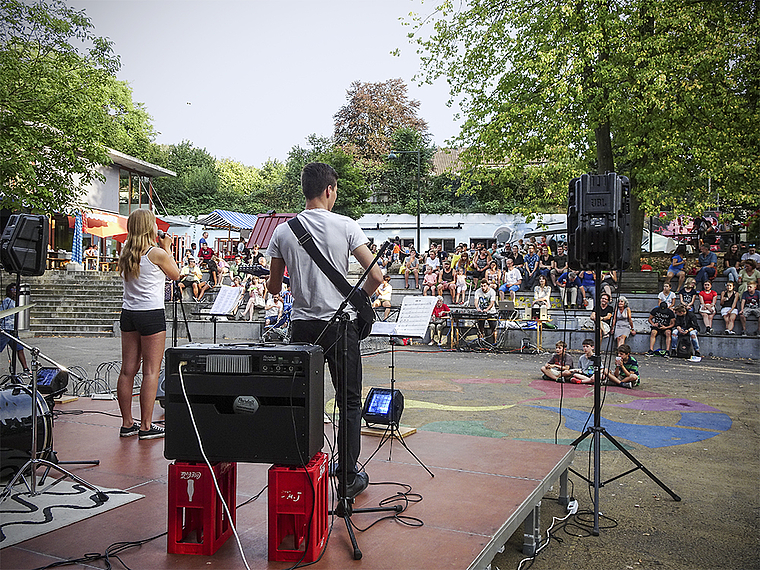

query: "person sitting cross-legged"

left=570, top=338, right=598, bottom=384
left=540, top=340, right=574, bottom=382
left=603, top=344, right=640, bottom=388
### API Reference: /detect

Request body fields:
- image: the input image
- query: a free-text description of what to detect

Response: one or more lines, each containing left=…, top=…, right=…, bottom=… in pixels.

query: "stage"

left=1, top=397, right=574, bottom=570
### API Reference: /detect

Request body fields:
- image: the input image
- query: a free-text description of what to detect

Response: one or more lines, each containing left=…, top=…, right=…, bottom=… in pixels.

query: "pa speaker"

left=567, top=173, right=631, bottom=271
left=0, top=214, right=49, bottom=276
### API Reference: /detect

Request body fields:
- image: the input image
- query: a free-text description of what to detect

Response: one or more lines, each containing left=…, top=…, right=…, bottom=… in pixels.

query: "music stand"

left=0, top=324, right=106, bottom=503
left=363, top=296, right=437, bottom=477
left=206, top=285, right=244, bottom=343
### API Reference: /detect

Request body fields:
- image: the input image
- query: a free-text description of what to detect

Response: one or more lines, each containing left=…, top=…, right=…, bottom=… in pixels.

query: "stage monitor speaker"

left=567, top=173, right=631, bottom=271
left=164, top=343, right=324, bottom=465
left=0, top=214, right=49, bottom=276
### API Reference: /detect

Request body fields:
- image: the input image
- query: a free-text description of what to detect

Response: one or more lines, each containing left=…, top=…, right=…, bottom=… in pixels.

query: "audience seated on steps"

left=694, top=243, right=718, bottom=289
left=428, top=296, right=451, bottom=346
left=422, top=266, right=438, bottom=296
left=720, top=281, right=739, bottom=335
left=723, top=243, right=742, bottom=283
left=403, top=249, right=421, bottom=289
left=178, top=258, right=210, bottom=301
left=647, top=301, right=675, bottom=355
left=737, top=259, right=760, bottom=296
left=499, top=258, right=523, bottom=302
left=738, top=280, right=760, bottom=336
left=557, top=270, right=581, bottom=309
left=664, top=253, right=687, bottom=292
left=589, top=292, right=614, bottom=337
left=612, top=296, right=637, bottom=348
left=678, top=278, right=699, bottom=312
left=698, top=280, right=718, bottom=334
left=671, top=304, right=701, bottom=357
left=658, top=282, right=676, bottom=310
left=372, top=275, right=393, bottom=321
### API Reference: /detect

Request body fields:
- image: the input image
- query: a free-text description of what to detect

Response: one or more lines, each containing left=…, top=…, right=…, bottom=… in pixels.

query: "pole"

left=416, top=150, right=421, bottom=252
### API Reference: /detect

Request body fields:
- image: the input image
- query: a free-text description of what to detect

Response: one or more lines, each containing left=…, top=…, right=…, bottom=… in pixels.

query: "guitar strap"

left=287, top=217, right=365, bottom=313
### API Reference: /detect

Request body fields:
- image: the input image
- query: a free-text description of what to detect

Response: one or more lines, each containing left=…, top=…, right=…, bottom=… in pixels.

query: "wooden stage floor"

left=2, top=398, right=574, bottom=570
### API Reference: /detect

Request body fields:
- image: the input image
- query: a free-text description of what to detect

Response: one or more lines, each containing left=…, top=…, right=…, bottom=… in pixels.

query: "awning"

left=69, top=210, right=170, bottom=241
left=196, top=209, right=259, bottom=230
left=247, top=213, right=297, bottom=248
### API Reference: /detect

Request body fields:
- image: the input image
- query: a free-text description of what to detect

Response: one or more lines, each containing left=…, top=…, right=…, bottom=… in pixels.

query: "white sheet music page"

left=209, top=285, right=243, bottom=315
left=394, top=296, right=438, bottom=337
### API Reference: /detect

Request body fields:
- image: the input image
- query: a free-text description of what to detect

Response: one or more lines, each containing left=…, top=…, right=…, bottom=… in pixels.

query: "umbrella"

left=83, top=210, right=128, bottom=238
left=72, top=212, right=83, bottom=264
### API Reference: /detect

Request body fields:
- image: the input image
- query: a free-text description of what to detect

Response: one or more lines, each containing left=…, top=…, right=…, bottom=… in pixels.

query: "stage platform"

left=1, top=398, right=574, bottom=570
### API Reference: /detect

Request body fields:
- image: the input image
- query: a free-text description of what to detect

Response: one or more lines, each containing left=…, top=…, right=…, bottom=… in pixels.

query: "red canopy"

left=70, top=210, right=170, bottom=241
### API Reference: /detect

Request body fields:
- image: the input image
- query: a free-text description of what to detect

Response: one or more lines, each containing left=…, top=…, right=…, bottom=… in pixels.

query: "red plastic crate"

left=268, top=452, right=328, bottom=562
left=167, top=461, right=236, bottom=555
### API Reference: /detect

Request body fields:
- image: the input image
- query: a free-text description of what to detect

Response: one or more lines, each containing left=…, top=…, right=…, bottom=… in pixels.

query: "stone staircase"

left=23, top=271, right=123, bottom=337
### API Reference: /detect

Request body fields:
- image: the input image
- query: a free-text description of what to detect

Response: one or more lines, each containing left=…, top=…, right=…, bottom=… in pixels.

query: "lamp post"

left=388, top=149, right=421, bottom=252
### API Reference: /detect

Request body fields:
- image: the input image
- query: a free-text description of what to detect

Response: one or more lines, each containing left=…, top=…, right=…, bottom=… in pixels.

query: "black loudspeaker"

left=567, top=173, right=631, bottom=271
left=164, top=343, right=324, bottom=465
left=0, top=214, right=49, bottom=276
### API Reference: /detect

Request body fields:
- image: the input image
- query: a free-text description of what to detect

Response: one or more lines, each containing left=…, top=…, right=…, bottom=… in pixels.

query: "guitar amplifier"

left=164, top=343, right=324, bottom=465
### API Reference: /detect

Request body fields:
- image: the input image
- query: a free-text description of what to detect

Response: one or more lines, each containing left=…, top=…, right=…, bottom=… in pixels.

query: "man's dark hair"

left=582, top=338, right=594, bottom=347
left=301, top=162, right=338, bottom=200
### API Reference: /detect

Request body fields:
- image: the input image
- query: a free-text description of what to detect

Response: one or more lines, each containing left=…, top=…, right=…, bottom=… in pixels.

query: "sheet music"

left=370, top=296, right=437, bottom=338
left=209, top=285, right=244, bottom=316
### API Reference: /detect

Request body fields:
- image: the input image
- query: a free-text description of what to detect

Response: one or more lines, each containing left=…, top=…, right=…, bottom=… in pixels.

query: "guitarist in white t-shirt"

left=267, top=162, right=382, bottom=500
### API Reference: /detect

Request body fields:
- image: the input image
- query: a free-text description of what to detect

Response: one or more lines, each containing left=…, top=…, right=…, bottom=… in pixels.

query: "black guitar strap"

left=287, top=217, right=364, bottom=311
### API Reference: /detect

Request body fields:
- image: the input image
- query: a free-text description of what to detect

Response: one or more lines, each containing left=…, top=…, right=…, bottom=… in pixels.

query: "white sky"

left=68, top=0, right=462, bottom=167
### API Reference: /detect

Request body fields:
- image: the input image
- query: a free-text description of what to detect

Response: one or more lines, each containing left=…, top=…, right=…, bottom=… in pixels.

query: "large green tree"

left=151, top=141, right=219, bottom=215
left=410, top=0, right=759, bottom=264
left=0, top=0, right=154, bottom=213
left=279, top=135, right=370, bottom=219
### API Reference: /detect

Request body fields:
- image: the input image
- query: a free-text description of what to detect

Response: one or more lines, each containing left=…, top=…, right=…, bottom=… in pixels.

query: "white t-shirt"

left=504, top=267, right=522, bottom=286
left=474, top=287, right=497, bottom=314
left=266, top=209, right=368, bottom=321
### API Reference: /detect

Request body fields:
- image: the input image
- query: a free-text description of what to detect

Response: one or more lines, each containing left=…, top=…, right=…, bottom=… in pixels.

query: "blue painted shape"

left=530, top=406, right=724, bottom=448
left=676, top=412, right=732, bottom=431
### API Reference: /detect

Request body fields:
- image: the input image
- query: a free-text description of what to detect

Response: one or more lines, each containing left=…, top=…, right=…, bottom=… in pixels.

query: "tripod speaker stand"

left=566, top=173, right=679, bottom=535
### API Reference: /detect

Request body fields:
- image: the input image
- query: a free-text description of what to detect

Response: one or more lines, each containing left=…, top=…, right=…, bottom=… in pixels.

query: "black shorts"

left=120, top=308, right=166, bottom=336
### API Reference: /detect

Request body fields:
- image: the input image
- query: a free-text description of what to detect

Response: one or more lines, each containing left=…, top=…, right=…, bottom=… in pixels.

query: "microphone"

left=157, top=230, right=167, bottom=239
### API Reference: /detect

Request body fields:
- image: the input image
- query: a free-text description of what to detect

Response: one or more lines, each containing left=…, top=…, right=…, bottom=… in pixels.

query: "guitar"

left=349, top=288, right=375, bottom=340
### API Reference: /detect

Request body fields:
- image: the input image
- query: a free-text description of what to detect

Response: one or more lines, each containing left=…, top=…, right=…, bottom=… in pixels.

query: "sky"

left=68, top=0, right=462, bottom=168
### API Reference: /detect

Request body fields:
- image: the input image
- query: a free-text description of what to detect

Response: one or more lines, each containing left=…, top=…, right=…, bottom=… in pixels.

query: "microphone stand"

left=314, top=241, right=401, bottom=560
left=0, top=329, right=106, bottom=503
left=172, top=281, right=192, bottom=346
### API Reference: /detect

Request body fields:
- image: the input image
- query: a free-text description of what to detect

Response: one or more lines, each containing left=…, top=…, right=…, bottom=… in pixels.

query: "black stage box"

left=164, top=343, right=324, bottom=465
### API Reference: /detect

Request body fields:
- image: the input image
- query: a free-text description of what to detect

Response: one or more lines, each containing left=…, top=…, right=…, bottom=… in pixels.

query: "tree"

left=410, top=0, right=760, bottom=266
left=0, top=0, right=134, bottom=213
left=275, top=135, right=370, bottom=219
left=334, top=79, right=428, bottom=164
left=151, top=141, right=219, bottom=215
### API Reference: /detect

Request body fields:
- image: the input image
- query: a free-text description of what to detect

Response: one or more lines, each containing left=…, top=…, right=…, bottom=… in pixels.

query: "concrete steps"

left=21, top=272, right=124, bottom=337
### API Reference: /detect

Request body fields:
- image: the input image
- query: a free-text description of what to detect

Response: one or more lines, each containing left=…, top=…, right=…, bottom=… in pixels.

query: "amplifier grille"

left=206, top=354, right=250, bottom=374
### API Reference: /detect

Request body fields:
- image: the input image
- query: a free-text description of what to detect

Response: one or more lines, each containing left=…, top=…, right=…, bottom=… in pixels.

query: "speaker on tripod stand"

left=566, top=173, right=679, bottom=536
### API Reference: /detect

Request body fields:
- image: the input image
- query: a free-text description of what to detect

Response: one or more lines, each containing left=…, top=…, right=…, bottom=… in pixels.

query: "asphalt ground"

left=7, top=336, right=759, bottom=570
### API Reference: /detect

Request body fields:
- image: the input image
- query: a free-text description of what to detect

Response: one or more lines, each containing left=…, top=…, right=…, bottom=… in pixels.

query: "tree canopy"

left=409, top=0, right=759, bottom=224
left=0, top=0, right=155, bottom=213
left=333, top=79, right=429, bottom=164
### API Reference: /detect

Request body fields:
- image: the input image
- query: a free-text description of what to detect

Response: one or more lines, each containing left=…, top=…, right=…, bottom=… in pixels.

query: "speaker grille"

left=206, top=354, right=250, bottom=374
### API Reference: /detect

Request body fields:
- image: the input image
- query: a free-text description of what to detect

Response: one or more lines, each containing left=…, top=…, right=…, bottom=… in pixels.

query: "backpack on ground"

left=676, top=335, right=694, bottom=358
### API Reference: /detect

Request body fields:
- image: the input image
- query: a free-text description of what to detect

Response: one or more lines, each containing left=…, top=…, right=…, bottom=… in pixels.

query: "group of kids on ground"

left=541, top=339, right=640, bottom=389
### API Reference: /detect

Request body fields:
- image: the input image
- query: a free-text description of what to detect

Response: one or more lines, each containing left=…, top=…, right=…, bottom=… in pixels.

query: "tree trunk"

left=595, top=121, right=614, bottom=173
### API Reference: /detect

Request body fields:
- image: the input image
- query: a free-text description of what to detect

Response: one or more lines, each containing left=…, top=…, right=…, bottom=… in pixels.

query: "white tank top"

left=122, top=247, right=166, bottom=311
